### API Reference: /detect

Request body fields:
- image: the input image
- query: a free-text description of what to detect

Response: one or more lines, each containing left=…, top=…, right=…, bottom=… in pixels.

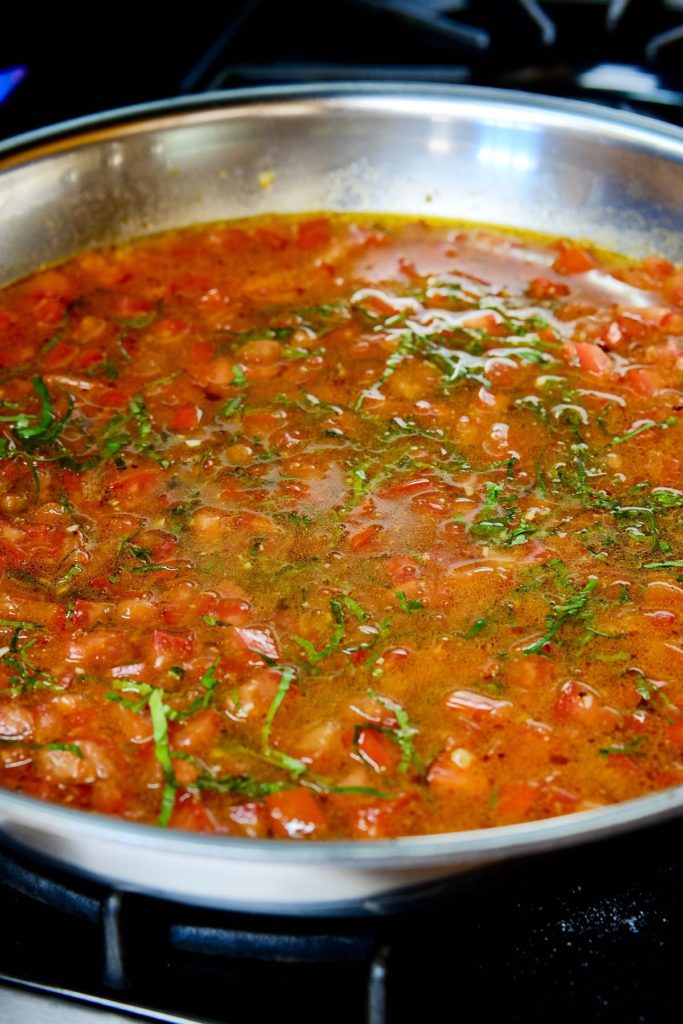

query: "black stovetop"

left=1, top=0, right=683, bottom=136
left=1, top=2, right=682, bottom=1021
left=2, top=814, right=683, bottom=1023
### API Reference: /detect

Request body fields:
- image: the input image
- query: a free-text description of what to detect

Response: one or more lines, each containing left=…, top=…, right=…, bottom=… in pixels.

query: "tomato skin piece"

left=265, top=789, right=327, bottom=839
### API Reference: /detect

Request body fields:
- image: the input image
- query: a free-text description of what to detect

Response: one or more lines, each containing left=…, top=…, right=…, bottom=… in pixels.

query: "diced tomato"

left=233, top=627, right=279, bottom=661
left=382, top=477, right=433, bottom=498
left=664, top=270, right=683, bottom=307
left=114, top=295, right=155, bottom=321
left=265, top=788, right=327, bottom=838
left=67, top=629, right=131, bottom=667
left=563, top=341, right=612, bottom=375
left=506, top=655, right=555, bottom=689
left=526, top=277, right=570, bottom=301
left=0, top=703, right=34, bottom=739
left=217, top=597, right=251, bottom=621
left=66, top=599, right=110, bottom=630
left=428, top=746, right=490, bottom=797
left=602, top=753, right=639, bottom=777
left=148, top=317, right=190, bottom=341
left=170, top=403, right=202, bottom=432
left=76, top=348, right=106, bottom=371
left=296, top=218, right=332, bottom=250
left=622, top=366, right=663, bottom=396
left=185, top=340, right=215, bottom=367
left=241, top=409, right=286, bottom=439
left=291, top=720, right=343, bottom=770
left=152, top=629, right=194, bottom=659
left=169, top=793, right=218, bottom=833
left=255, top=225, right=289, bottom=250
left=495, top=781, right=538, bottom=819
left=172, top=710, right=222, bottom=753
left=108, top=467, right=165, bottom=501
left=347, top=795, right=413, bottom=839
left=93, top=387, right=129, bottom=408
left=224, top=669, right=280, bottom=721
left=346, top=525, right=383, bottom=551
left=42, top=340, right=76, bottom=369
left=383, top=556, right=420, bottom=585
left=552, top=241, right=597, bottom=275
left=228, top=801, right=268, bottom=838
left=237, top=339, right=282, bottom=365
left=662, top=310, right=683, bottom=334
left=667, top=718, right=683, bottom=746
left=446, top=690, right=511, bottom=717
left=173, top=759, right=201, bottom=787
left=356, top=727, right=401, bottom=772
left=643, top=255, right=675, bottom=279
left=24, top=270, right=75, bottom=300
left=553, top=681, right=619, bottom=731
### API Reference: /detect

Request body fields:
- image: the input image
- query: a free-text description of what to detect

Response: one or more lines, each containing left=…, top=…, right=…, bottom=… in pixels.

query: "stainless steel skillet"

left=0, top=84, right=682, bottom=916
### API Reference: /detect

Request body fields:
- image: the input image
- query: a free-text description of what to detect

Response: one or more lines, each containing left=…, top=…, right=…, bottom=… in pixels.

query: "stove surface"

left=1, top=1, right=683, bottom=134
left=1, top=815, right=683, bottom=1023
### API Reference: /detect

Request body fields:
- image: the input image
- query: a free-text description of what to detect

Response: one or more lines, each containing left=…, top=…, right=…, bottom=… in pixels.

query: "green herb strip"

left=293, top=599, right=345, bottom=664
left=523, top=577, right=598, bottom=655
left=261, top=666, right=305, bottom=776
left=396, top=590, right=424, bottom=612
left=369, top=689, right=423, bottom=775
left=105, top=681, right=176, bottom=825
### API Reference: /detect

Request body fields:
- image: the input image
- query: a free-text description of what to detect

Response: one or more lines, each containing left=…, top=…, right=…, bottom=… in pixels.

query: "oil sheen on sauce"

left=0, top=213, right=682, bottom=841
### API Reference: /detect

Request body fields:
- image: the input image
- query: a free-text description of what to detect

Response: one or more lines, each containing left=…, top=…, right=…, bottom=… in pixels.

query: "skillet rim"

left=1, top=81, right=682, bottom=867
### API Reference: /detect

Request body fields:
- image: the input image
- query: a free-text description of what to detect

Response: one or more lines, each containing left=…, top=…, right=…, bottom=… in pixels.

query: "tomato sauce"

left=0, top=213, right=682, bottom=840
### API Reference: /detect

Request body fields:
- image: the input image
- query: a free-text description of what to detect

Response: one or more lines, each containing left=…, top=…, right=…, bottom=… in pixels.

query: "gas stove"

left=2, top=814, right=683, bottom=1024
left=1, top=0, right=683, bottom=133
left=1, top=2, right=682, bottom=1022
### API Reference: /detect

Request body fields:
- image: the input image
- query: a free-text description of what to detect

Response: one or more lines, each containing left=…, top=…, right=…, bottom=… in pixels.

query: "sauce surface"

left=0, top=214, right=682, bottom=840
